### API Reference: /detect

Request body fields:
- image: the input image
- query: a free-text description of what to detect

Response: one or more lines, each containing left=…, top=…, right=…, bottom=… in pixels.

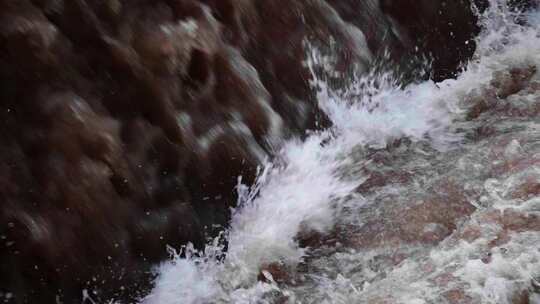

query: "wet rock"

left=457, top=223, right=483, bottom=243
left=443, top=289, right=473, bottom=304
left=257, top=262, right=292, bottom=285
left=431, top=272, right=460, bottom=288
left=465, top=93, right=498, bottom=120
left=511, top=178, right=540, bottom=200
left=466, top=65, right=538, bottom=121
left=131, top=203, right=203, bottom=262
left=0, top=0, right=72, bottom=79
left=380, top=0, right=479, bottom=81
left=479, top=207, right=540, bottom=248
left=133, top=25, right=181, bottom=75
left=348, top=180, right=476, bottom=249
left=185, top=130, right=263, bottom=229
left=296, top=225, right=340, bottom=249
left=501, top=209, right=540, bottom=232
left=512, top=289, right=531, bottom=304
left=355, top=170, right=413, bottom=193
left=492, top=66, right=537, bottom=99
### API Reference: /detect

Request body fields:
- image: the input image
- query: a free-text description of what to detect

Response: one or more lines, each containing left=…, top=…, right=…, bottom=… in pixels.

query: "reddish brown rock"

left=347, top=180, right=476, bottom=249
left=512, top=289, right=531, bottom=304
left=466, top=93, right=498, bottom=120
left=443, top=289, right=474, bottom=304
left=258, top=262, right=292, bottom=284
left=501, top=209, right=540, bottom=232
left=431, top=273, right=460, bottom=288
left=466, top=66, right=539, bottom=122
left=457, top=224, right=483, bottom=243
left=511, top=178, right=540, bottom=200
left=492, top=66, right=537, bottom=99
left=356, top=170, right=413, bottom=193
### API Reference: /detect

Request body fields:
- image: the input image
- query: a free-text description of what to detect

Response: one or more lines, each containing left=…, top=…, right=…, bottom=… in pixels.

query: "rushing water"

left=142, top=2, right=540, bottom=303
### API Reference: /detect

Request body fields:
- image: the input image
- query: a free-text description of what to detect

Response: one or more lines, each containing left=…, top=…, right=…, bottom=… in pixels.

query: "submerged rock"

left=380, top=0, right=479, bottom=81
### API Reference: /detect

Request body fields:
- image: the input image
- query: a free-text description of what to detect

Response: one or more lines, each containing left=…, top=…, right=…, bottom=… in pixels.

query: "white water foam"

left=143, top=51, right=461, bottom=304
left=143, top=2, right=540, bottom=303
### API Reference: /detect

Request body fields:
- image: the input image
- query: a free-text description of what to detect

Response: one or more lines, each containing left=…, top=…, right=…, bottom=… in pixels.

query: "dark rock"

left=380, top=0, right=479, bottom=81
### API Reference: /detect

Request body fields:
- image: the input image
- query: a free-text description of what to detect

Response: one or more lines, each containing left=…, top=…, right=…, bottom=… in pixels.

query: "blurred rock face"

left=0, top=0, right=483, bottom=302
left=380, top=0, right=479, bottom=80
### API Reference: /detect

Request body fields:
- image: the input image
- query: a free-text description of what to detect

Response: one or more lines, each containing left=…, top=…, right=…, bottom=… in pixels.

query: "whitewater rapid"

left=142, top=2, right=540, bottom=303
